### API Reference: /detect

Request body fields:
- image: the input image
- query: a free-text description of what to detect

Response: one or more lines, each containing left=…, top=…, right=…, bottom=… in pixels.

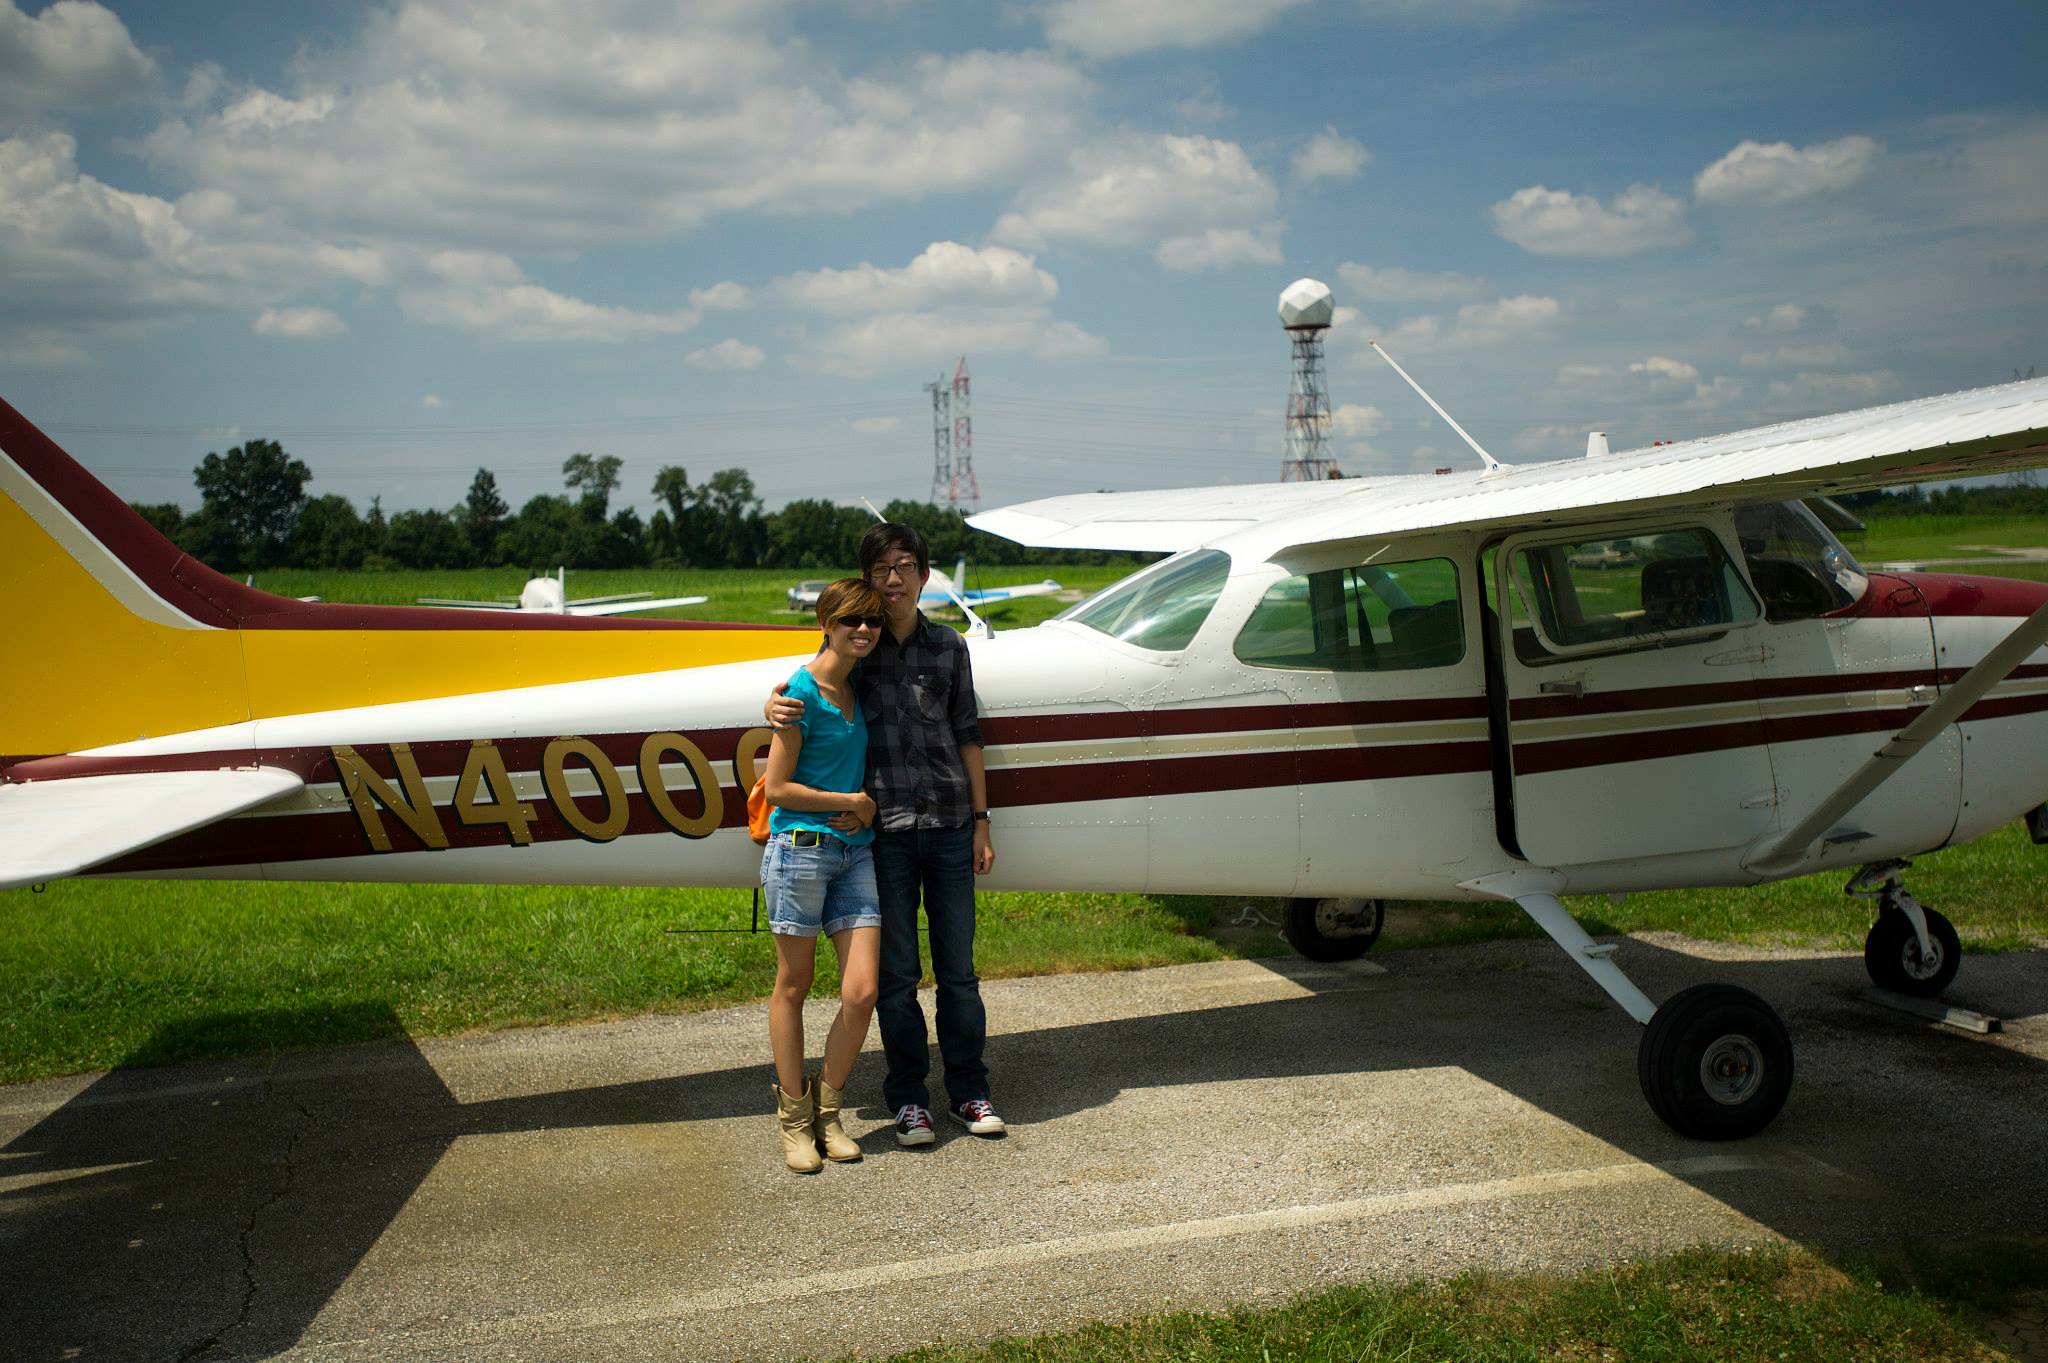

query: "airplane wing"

left=969, top=377, right=2048, bottom=556
left=416, top=598, right=520, bottom=610
left=0, top=768, right=304, bottom=890
left=961, top=581, right=1063, bottom=603
left=565, top=595, right=710, bottom=617
left=563, top=592, right=654, bottom=607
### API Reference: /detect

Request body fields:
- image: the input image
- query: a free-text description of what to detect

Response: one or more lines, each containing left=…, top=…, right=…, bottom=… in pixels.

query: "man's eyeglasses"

left=832, top=614, right=886, bottom=630
left=869, top=560, right=920, bottom=581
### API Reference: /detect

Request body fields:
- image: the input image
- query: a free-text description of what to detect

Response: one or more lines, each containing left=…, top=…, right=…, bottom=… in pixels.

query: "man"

left=768, top=522, right=1003, bottom=1145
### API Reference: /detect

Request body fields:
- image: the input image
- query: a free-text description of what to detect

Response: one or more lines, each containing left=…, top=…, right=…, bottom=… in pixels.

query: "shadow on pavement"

left=2, top=942, right=2044, bottom=1361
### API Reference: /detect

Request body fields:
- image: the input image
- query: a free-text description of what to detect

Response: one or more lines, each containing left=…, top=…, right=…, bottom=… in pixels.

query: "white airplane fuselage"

left=31, top=511, right=2046, bottom=904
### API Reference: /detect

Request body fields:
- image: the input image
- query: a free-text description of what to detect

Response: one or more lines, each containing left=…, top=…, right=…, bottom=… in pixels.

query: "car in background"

left=787, top=579, right=831, bottom=610
left=1566, top=541, right=1641, bottom=571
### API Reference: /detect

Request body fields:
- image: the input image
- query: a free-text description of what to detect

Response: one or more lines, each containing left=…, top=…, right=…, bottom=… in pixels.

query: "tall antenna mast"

left=924, top=371, right=952, bottom=503
left=947, top=356, right=979, bottom=511
left=1366, top=339, right=1503, bottom=473
left=1277, top=278, right=1338, bottom=482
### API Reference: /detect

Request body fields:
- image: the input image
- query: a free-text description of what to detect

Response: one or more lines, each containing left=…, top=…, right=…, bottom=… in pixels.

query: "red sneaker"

left=893, top=1104, right=935, bottom=1146
left=948, top=1098, right=1005, bottom=1136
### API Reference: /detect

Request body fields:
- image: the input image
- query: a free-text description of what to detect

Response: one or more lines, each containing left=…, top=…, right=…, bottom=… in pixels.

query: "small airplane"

left=920, top=556, right=1062, bottom=610
left=419, top=568, right=706, bottom=617
left=3, top=372, right=2046, bottom=1143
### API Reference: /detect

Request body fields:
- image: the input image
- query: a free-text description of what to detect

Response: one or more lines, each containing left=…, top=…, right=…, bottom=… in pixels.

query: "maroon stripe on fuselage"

left=97, top=736, right=1496, bottom=874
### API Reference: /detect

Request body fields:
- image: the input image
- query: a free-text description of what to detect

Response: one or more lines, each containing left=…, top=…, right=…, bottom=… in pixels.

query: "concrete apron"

left=2, top=935, right=2044, bottom=1363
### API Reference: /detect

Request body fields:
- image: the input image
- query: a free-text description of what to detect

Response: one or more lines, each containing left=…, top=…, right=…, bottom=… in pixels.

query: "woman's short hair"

left=815, top=577, right=884, bottom=626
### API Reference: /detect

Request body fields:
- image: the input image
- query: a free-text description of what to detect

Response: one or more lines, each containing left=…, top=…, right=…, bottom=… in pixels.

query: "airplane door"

left=1731, top=503, right=1960, bottom=854
left=1494, top=524, right=1778, bottom=867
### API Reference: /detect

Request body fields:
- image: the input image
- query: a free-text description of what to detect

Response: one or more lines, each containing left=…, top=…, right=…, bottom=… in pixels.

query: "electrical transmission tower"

left=926, top=356, right=978, bottom=509
left=924, top=372, right=951, bottom=503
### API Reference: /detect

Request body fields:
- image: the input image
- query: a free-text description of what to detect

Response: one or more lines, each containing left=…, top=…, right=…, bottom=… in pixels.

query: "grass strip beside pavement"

left=0, top=882, right=1246, bottom=1085
left=2, top=822, right=2043, bottom=1084
left=873, top=1245, right=2008, bottom=1363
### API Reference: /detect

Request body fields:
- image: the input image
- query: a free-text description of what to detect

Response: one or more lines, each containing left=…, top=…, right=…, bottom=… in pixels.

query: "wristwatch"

left=971, top=810, right=990, bottom=823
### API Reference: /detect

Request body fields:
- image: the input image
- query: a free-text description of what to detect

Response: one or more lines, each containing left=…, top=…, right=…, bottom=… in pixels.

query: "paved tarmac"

left=2, top=932, right=2044, bottom=1363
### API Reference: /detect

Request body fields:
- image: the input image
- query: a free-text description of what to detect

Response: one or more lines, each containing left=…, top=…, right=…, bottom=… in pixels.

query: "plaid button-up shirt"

left=855, top=612, right=985, bottom=832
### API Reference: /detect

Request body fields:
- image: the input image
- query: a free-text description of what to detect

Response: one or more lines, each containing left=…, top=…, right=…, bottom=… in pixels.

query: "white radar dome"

left=1278, top=277, right=1335, bottom=330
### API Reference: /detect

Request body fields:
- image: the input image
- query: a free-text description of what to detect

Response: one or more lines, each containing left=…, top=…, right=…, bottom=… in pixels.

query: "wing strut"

left=1749, top=597, right=2048, bottom=872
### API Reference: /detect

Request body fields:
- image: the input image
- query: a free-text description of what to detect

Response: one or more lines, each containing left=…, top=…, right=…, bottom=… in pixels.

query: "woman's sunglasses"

left=831, top=614, right=886, bottom=630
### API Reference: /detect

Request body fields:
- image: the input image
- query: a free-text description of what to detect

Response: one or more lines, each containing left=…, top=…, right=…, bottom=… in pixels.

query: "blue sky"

left=3, top=0, right=2044, bottom=519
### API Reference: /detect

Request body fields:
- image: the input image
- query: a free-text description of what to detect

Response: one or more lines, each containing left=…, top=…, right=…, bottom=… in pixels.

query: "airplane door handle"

left=1539, top=679, right=1585, bottom=697
left=1706, top=645, right=1772, bottom=666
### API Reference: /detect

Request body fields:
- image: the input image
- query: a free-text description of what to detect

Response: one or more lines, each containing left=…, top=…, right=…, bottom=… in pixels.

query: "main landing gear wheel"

left=1637, top=984, right=1793, bottom=1140
left=1282, top=897, right=1385, bottom=962
left=1864, top=906, right=1960, bottom=998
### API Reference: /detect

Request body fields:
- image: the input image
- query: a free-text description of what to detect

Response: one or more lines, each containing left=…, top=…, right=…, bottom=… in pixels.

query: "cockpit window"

left=1733, top=501, right=1869, bottom=620
left=1060, top=549, right=1231, bottom=652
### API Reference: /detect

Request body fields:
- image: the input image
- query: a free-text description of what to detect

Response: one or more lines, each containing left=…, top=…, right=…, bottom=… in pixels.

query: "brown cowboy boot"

left=773, top=1081, right=823, bottom=1174
left=812, top=1075, right=862, bottom=1162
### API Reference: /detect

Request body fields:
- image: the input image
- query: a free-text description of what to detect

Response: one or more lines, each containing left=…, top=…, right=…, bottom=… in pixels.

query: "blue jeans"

left=873, top=821, right=988, bottom=1111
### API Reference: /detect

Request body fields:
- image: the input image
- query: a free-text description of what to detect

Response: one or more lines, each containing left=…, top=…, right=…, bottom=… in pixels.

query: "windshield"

left=1059, top=550, right=1232, bottom=652
left=1733, top=501, right=1869, bottom=619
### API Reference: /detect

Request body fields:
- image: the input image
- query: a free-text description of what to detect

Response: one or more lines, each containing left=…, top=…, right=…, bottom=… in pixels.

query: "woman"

left=760, top=578, right=885, bottom=1173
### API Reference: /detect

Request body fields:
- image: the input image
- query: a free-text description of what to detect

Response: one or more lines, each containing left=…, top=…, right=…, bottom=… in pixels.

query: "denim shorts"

left=760, top=833, right=882, bottom=938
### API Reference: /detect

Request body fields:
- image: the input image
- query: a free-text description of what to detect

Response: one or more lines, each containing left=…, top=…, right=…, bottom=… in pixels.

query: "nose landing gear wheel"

left=1864, top=906, right=1960, bottom=997
left=1281, top=896, right=1385, bottom=961
left=1637, top=984, right=1793, bottom=1140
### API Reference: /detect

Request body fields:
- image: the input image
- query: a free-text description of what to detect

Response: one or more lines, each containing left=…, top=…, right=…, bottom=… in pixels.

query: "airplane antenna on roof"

left=860, top=496, right=884, bottom=521
left=1366, top=340, right=1505, bottom=473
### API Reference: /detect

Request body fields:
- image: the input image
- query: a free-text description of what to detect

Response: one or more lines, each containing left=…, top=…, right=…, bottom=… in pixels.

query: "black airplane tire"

left=1637, top=984, right=1793, bottom=1141
left=1281, top=897, right=1385, bottom=962
left=1864, top=907, right=1960, bottom=998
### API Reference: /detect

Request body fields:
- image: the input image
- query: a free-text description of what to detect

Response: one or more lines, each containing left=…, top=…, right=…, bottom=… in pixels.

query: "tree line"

left=1837, top=479, right=2048, bottom=518
left=128, top=438, right=1145, bottom=574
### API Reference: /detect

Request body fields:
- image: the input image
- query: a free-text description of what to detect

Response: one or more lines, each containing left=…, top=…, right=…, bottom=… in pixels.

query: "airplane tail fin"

left=0, top=396, right=262, bottom=761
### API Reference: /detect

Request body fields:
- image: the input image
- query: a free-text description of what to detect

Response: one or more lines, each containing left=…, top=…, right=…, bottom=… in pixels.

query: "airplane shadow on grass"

left=3, top=940, right=2045, bottom=1361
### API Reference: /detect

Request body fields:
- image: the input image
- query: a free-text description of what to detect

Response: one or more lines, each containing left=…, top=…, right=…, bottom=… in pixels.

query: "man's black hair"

left=858, top=521, right=929, bottom=579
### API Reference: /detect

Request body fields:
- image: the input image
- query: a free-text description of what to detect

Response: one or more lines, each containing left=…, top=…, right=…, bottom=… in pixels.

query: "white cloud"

left=852, top=416, right=901, bottom=434
left=690, top=281, right=748, bottom=310
left=1154, top=226, right=1282, bottom=271
left=1041, top=0, right=1308, bottom=58
left=1765, top=370, right=1898, bottom=409
left=401, top=252, right=698, bottom=343
left=421, top=393, right=443, bottom=408
left=1329, top=404, right=1384, bottom=438
left=1739, top=342, right=1852, bottom=368
left=1336, top=262, right=1486, bottom=304
left=1292, top=126, right=1368, bottom=182
left=0, top=0, right=155, bottom=117
left=1741, top=302, right=1838, bottom=335
left=1628, top=355, right=1698, bottom=383
left=775, top=242, right=1057, bottom=314
left=253, top=305, right=347, bottom=338
left=1695, top=135, right=1881, bottom=206
left=686, top=338, right=764, bottom=370
left=1376, top=295, right=1562, bottom=352
left=770, top=242, right=1104, bottom=376
left=1490, top=184, right=1691, bottom=256
left=803, top=311, right=1104, bottom=379
left=1512, top=424, right=1581, bottom=456
left=137, top=6, right=1092, bottom=256
left=1686, top=376, right=1744, bottom=410
left=0, top=130, right=359, bottom=343
left=992, top=133, right=1283, bottom=271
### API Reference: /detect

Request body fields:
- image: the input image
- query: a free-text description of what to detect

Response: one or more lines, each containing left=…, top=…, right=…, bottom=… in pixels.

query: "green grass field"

left=868, top=1242, right=2036, bottom=1363
left=253, top=562, right=1141, bottom=630
left=3, top=822, right=2040, bottom=1086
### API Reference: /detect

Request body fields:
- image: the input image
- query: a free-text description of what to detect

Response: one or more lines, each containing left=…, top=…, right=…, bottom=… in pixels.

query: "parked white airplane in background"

left=419, top=568, right=706, bottom=617
left=3, top=375, right=2045, bottom=1143
left=921, top=556, right=1063, bottom=610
